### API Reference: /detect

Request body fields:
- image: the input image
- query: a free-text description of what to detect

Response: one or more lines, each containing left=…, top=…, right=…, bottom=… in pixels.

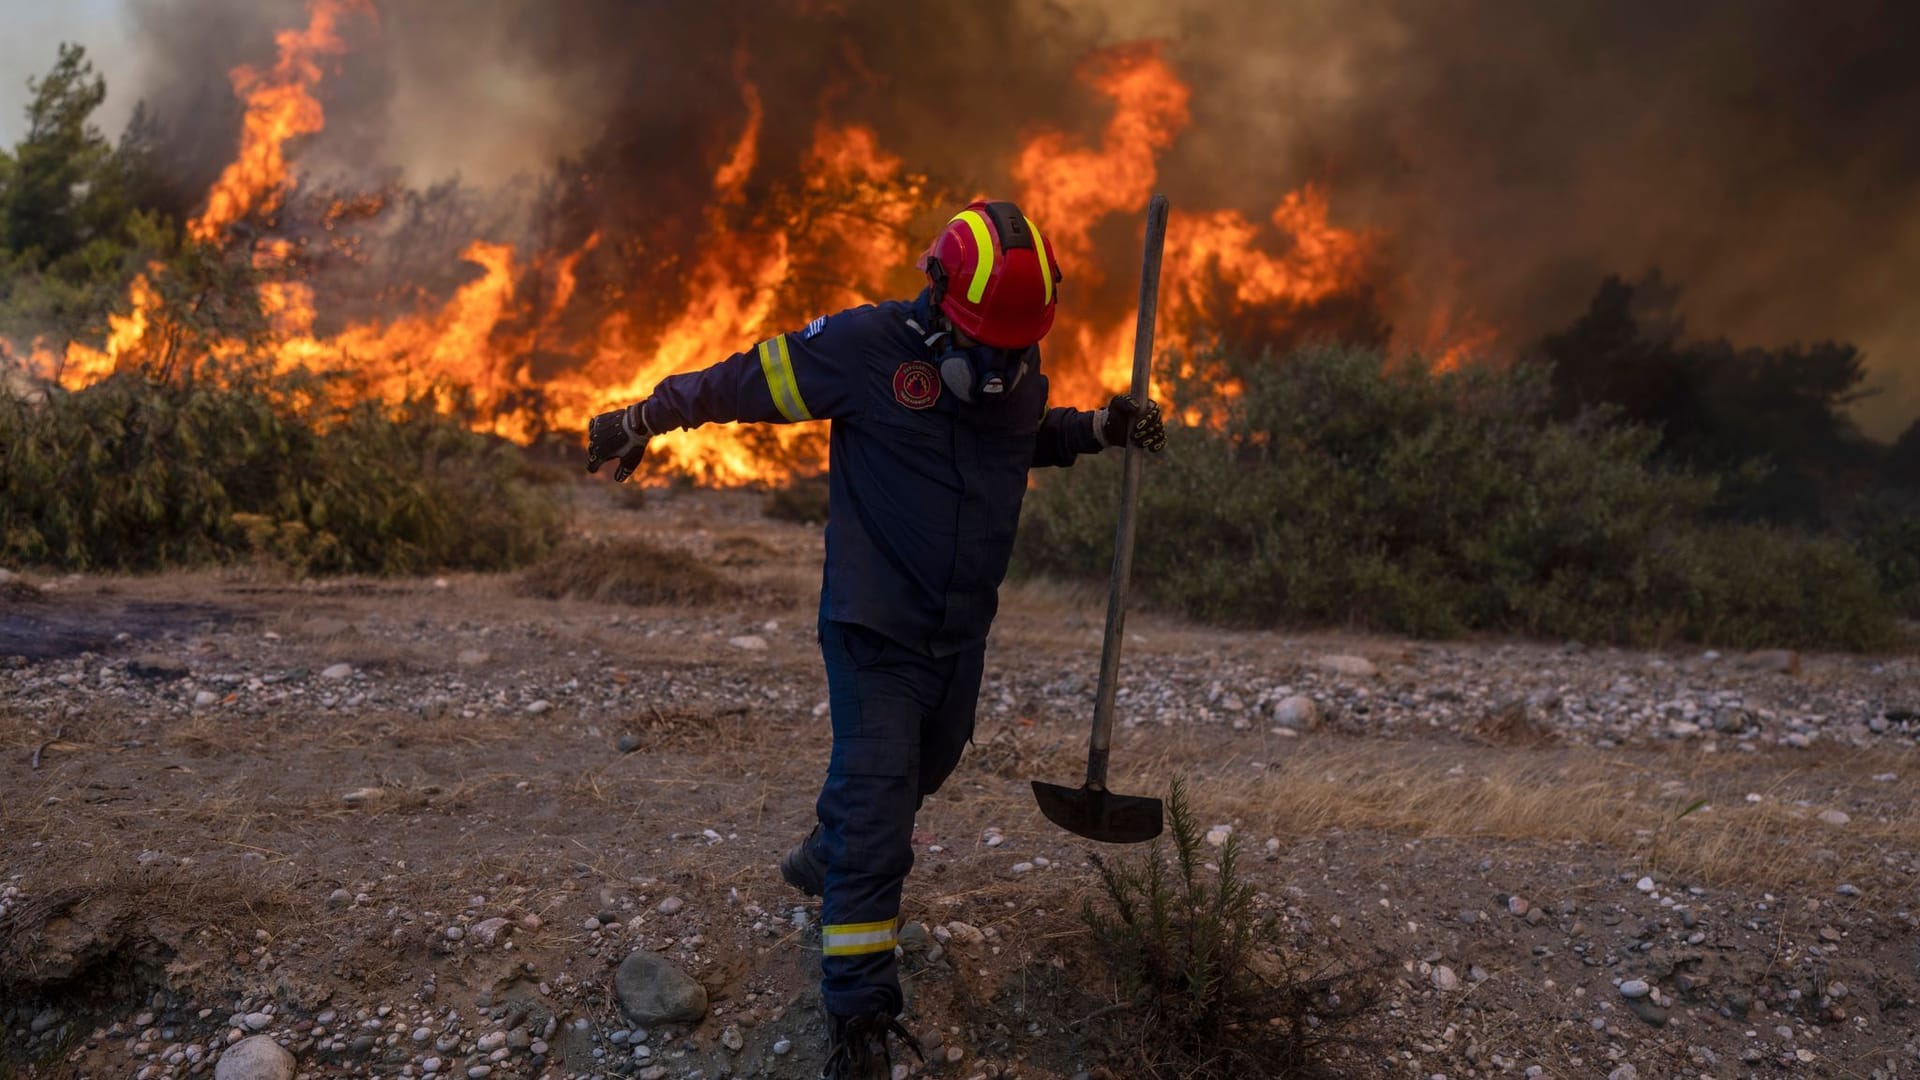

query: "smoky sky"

left=120, top=0, right=1920, bottom=434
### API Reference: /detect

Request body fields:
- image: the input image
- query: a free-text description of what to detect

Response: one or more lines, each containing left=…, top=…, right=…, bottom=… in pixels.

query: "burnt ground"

left=2, top=486, right=1919, bottom=1080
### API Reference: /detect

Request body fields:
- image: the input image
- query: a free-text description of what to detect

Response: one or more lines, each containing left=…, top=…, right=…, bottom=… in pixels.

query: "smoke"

left=120, top=0, right=1920, bottom=434
left=0, top=0, right=139, bottom=146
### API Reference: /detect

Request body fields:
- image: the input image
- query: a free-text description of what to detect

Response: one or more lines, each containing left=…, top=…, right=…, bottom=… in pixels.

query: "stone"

left=213, top=1035, right=295, bottom=1080
left=1271, top=695, right=1320, bottom=730
left=194, top=690, right=219, bottom=708
left=470, top=917, right=511, bottom=946
left=241, top=1012, right=272, bottom=1031
left=1741, top=649, right=1800, bottom=675
left=772, top=1038, right=792, bottom=1056
left=1317, top=654, right=1378, bottom=678
left=525, top=700, right=551, bottom=715
left=1625, top=996, right=1670, bottom=1027
left=656, top=896, right=684, bottom=915
left=1713, top=707, right=1750, bottom=734
left=127, top=656, right=190, bottom=681
left=944, top=921, right=986, bottom=946
left=1608, top=1066, right=1639, bottom=1080
left=319, top=663, right=354, bottom=681
left=1431, top=965, right=1460, bottom=991
left=728, top=635, right=768, bottom=651
left=456, top=649, right=489, bottom=667
left=721, top=1024, right=744, bottom=1052
left=1817, top=809, right=1850, bottom=827
left=617, top=734, right=642, bottom=754
left=614, top=950, right=709, bottom=1025
left=1619, top=979, right=1651, bottom=998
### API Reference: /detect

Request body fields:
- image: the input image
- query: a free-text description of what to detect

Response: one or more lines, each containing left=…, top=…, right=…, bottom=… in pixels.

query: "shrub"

left=0, top=365, right=565, bottom=574
left=1083, top=778, right=1376, bottom=1077
left=1016, top=344, right=1897, bottom=649
left=1850, top=491, right=1920, bottom=618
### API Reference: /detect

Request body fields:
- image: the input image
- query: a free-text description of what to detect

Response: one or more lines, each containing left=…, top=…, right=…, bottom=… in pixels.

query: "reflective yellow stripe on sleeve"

left=1024, top=215, right=1053, bottom=305
left=821, top=918, right=898, bottom=957
left=756, top=334, right=813, bottom=422
left=950, top=210, right=995, bottom=304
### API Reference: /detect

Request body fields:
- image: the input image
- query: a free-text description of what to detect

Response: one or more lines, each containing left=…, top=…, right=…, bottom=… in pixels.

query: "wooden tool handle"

left=1086, top=193, right=1169, bottom=790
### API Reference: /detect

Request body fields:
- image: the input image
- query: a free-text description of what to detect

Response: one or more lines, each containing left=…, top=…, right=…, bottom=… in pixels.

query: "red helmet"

left=920, top=199, right=1062, bottom=349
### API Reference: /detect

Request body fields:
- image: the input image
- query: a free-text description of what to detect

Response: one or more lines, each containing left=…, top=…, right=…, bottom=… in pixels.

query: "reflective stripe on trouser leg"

left=822, top=918, right=898, bottom=957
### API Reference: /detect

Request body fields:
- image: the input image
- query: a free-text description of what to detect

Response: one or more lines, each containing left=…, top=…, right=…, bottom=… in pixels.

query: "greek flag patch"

left=802, top=315, right=827, bottom=340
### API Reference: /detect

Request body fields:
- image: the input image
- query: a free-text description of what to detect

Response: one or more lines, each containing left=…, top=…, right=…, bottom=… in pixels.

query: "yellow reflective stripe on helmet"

left=821, top=919, right=898, bottom=957
left=1024, top=215, right=1053, bottom=305
left=756, top=334, right=813, bottom=422
left=951, top=209, right=995, bottom=304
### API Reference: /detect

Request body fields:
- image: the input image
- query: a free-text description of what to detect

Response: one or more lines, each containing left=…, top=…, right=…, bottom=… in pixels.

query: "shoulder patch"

left=801, top=315, right=828, bottom=340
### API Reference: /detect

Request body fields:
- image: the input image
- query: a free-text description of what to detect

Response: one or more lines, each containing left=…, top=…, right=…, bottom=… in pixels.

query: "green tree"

left=1534, top=272, right=1878, bottom=524
left=0, top=44, right=181, bottom=358
left=2, top=43, right=112, bottom=265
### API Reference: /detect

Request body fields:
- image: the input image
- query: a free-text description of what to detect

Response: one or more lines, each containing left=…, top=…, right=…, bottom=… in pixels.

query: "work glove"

left=586, top=401, right=652, bottom=482
left=1097, top=394, right=1167, bottom=453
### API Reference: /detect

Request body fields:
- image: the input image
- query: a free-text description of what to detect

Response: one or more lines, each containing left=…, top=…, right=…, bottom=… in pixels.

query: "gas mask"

left=936, top=341, right=1031, bottom=405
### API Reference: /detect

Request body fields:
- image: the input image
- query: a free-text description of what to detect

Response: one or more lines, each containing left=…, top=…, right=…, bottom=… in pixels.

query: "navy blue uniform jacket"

left=643, top=294, right=1105, bottom=657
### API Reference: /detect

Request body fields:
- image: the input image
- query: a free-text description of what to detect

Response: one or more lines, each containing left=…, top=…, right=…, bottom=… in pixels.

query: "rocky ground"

left=3, top=487, right=1919, bottom=1079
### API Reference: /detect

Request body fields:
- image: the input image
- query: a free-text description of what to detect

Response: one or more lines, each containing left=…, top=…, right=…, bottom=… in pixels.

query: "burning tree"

left=2, top=3, right=1415, bottom=487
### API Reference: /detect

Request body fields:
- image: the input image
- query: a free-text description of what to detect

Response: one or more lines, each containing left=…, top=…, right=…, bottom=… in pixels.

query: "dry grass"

left=0, top=859, right=301, bottom=991
left=1131, top=738, right=1920, bottom=893
left=516, top=537, right=739, bottom=606
left=762, top=475, right=829, bottom=524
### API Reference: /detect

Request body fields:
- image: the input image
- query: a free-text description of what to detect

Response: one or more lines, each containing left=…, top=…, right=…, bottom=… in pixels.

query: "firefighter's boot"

left=819, top=1011, right=923, bottom=1080
left=781, top=823, right=827, bottom=897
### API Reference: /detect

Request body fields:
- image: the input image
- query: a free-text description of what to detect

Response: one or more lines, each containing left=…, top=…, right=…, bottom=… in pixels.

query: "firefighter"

left=586, top=199, right=1166, bottom=1079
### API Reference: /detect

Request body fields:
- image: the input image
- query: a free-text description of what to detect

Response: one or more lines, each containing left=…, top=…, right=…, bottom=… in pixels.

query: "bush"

left=1850, top=491, right=1920, bottom=618
left=1016, top=344, right=1897, bottom=649
left=0, top=365, right=565, bottom=574
left=1083, top=778, right=1375, bottom=1077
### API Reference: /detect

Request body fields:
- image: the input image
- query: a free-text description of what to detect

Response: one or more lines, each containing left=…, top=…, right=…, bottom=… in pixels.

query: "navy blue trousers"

left=811, top=614, right=983, bottom=1017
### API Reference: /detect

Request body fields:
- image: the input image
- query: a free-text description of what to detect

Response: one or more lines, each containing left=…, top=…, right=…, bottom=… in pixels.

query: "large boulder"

left=615, top=950, right=708, bottom=1025
left=214, top=1035, right=295, bottom=1080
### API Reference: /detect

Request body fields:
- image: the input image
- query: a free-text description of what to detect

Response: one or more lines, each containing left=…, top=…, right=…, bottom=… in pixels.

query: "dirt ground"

left=3, top=486, right=1919, bottom=1080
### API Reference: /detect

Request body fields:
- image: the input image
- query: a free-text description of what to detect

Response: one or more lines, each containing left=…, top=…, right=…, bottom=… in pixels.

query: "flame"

left=55, top=271, right=163, bottom=389
left=1014, top=46, right=1377, bottom=403
left=1012, top=44, right=1190, bottom=280
left=0, top=8, right=1493, bottom=488
left=190, top=0, right=366, bottom=244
